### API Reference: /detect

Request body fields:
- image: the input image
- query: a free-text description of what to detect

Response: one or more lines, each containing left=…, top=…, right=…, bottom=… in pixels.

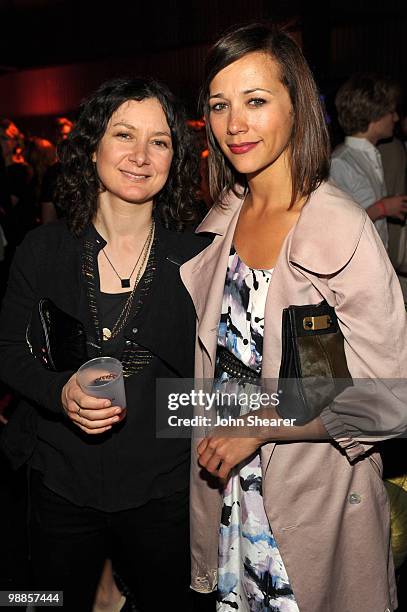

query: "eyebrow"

left=209, top=88, right=273, bottom=99
left=112, top=122, right=135, bottom=129
left=112, top=122, right=171, bottom=137
left=153, top=131, right=172, bottom=138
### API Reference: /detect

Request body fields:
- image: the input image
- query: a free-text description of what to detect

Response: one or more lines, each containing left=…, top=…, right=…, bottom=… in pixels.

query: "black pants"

left=0, top=460, right=29, bottom=592
left=30, top=471, right=193, bottom=612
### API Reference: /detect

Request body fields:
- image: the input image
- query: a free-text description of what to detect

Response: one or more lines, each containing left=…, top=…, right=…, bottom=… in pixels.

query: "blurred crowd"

left=0, top=117, right=73, bottom=297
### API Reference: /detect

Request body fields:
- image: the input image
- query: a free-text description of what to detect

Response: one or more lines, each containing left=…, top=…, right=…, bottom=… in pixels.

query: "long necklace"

left=102, top=224, right=152, bottom=289
left=102, top=220, right=155, bottom=342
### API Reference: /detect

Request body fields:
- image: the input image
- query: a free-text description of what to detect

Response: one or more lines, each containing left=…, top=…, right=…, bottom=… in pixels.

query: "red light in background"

left=187, top=119, right=205, bottom=130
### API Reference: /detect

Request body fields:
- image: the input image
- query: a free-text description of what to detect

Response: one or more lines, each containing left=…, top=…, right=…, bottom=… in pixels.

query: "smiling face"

left=208, top=51, right=294, bottom=181
left=93, top=98, right=173, bottom=207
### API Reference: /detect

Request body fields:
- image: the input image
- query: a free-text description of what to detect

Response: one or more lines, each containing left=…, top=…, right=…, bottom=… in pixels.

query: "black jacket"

left=0, top=219, right=211, bottom=511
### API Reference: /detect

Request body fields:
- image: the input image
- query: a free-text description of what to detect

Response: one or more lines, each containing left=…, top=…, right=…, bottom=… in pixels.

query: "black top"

left=0, top=218, right=211, bottom=511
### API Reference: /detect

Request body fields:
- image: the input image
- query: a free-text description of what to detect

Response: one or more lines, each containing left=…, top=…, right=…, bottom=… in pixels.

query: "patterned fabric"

left=215, top=248, right=299, bottom=612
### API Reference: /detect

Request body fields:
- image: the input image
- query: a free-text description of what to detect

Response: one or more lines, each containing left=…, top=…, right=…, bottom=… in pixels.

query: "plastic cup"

left=77, top=357, right=127, bottom=409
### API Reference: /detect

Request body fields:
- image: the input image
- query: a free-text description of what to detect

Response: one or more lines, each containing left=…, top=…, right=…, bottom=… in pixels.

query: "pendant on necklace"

left=121, top=278, right=131, bottom=289
left=103, top=327, right=112, bottom=341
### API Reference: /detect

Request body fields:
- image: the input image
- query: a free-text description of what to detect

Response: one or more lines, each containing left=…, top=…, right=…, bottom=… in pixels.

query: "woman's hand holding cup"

left=62, top=373, right=124, bottom=434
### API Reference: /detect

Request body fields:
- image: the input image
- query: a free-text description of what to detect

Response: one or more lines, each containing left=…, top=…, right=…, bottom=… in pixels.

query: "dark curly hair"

left=56, top=77, right=201, bottom=234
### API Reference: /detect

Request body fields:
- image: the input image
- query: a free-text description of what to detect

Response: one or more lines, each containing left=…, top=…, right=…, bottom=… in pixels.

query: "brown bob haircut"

left=335, top=73, right=399, bottom=136
left=200, top=22, right=330, bottom=207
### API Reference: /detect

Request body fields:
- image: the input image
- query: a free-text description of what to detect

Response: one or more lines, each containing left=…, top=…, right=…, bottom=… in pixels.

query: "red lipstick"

left=228, top=142, right=259, bottom=154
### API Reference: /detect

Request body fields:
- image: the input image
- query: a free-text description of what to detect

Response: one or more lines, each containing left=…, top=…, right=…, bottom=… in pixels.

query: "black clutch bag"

left=277, top=300, right=352, bottom=425
left=35, top=298, right=88, bottom=372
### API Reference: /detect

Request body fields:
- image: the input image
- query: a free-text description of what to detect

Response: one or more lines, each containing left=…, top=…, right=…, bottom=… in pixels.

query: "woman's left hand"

left=197, top=435, right=263, bottom=481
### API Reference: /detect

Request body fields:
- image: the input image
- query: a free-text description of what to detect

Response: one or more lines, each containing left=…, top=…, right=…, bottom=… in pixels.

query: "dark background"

left=0, top=0, right=406, bottom=139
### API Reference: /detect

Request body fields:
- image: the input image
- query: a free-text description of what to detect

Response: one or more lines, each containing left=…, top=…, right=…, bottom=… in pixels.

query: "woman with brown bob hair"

left=180, top=23, right=407, bottom=612
left=202, top=24, right=330, bottom=208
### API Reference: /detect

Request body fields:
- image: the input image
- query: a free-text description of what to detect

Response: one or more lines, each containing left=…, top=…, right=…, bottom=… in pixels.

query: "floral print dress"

left=214, top=247, right=299, bottom=612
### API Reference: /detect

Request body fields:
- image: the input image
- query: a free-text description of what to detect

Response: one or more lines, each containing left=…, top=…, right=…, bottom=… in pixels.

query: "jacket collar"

left=82, top=213, right=170, bottom=254
left=194, top=181, right=366, bottom=276
left=344, top=135, right=378, bottom=154
left=197, top=189, right=245, bottom=236
left=180, top=181, right=366, bottom=366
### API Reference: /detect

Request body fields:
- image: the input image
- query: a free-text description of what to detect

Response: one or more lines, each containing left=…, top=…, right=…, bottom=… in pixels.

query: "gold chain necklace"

left=102, top=220, right=155, bottom=342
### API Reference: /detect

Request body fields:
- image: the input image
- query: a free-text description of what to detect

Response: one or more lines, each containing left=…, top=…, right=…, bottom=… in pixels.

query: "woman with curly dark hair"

left=0, top=77, right=210, bottom=611
left=57, top=77, right=200, bottom=234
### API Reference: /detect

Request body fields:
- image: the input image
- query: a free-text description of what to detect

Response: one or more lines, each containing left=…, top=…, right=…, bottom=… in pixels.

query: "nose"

left=226, top=109, right=248, bottom=136
left=128, top=141, right=150, bottom=166
left=393, top=111, right=399, bottom=122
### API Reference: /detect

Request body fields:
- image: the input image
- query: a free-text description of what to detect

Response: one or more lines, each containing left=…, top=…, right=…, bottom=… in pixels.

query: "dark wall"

left=0, top=1, right=406, bottom=137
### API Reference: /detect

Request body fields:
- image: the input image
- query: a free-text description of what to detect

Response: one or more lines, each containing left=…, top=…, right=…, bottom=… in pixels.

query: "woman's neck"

left=246, top=152, right=296, bottom=213
left=93, top=195, right=154, bottom=247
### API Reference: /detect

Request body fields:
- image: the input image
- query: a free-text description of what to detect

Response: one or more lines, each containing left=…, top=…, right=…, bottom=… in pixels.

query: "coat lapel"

left=180, top=194, right=244, bottom=369
left=289, top=181, right=366, bottom=274
left=181, top=181, right=366, bottom=377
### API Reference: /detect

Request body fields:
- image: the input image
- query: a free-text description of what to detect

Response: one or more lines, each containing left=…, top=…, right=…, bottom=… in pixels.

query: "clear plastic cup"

left=77, top=357, right=127, bottom=410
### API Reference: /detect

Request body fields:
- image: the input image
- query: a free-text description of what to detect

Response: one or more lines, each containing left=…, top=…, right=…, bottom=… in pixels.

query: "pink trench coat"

left=180, top=182, right=407, bottom=612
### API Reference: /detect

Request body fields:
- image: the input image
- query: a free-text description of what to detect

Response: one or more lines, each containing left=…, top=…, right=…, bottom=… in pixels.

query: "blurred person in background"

left=26, top=136, right=56, bottom=203
left=0, top=118, right=37, bottom=251
left=187, top=118, right=213, bottom=211
left=330, top=74, right=407, bottom=250
left=0, top=144, right=11, bottom=299
left=0, top=118, right=24, bottom=167
left=40, top=117, right=73, bottom=224
left=377, top=101, right=407, bottom=275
